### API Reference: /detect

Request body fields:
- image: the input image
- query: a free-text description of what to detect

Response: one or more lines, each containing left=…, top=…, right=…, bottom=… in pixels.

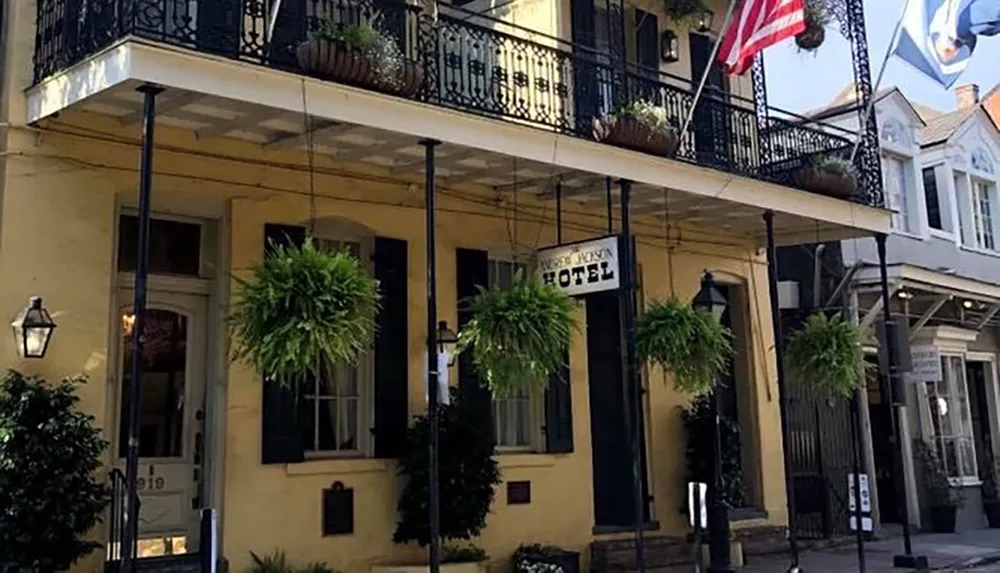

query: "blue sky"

left=762, top=0, right=999, bottom=115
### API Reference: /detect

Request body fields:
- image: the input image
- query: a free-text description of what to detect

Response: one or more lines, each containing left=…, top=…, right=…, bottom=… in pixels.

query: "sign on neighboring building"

left=536, top=236, right=620, bottom=297
left=904, top=345, right=943, bottom=383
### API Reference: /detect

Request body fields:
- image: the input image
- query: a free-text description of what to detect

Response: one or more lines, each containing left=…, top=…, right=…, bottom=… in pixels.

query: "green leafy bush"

left=681, top=394, right=744, bottom=508
left=442, top=546, right=489, bottom=563
left=248, top=550, right=339, bottom=573
left=613, top=100, right=676, bottom=136
left=635, top=297, right=732, bottom=395
left=393, top=388, right=501, bottom=546
left=458, top=273, right=576, bottom=397
left=230, top=237, right=381, bottom=387
left=0, top=371, right=110, bottom=572
left=913, top=440, right=965, bottom=508
left=785, top=313, right=867, bottom=398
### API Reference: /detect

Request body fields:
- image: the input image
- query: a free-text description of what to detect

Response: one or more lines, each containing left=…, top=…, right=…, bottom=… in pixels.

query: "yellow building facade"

left=1, top=1, right=889, bottom=572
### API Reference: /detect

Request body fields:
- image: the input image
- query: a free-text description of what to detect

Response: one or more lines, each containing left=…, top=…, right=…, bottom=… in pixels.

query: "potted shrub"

left=297, top=15, right=424, bottom=97
left=914, top=440, right=965, bottom=533
left=982, top=453, right=1000, bottom=528
left=785, top=313, right=867, bottom=398
left=663, top=0, right=711, bottom=24
left=634, top=297, right=733, bottom=396
left=593, top=100, right=680, bottom=157
left=794, top=154, right=859, bottom=200
left=386, top=388, right=501, bottom=573
left=458, top=272, right=577, bottom=397
left=229, top=237, right=381, bottom=387
left=513, top=544, right=580, bottom=573
left=795, top=0, right=829, bottom=52
left=0, top=371, right=111, bottom=572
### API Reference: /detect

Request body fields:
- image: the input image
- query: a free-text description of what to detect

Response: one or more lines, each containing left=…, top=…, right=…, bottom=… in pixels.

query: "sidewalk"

left=737, top=529, right=1000, bottom=572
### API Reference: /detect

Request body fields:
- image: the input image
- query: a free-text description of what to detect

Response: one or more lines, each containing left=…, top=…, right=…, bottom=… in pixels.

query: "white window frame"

left=970, top=177, right=998, bottom=251
left=487, top=256, right=545, bottom=453
left=882, top=152, right=916, bottom=235
left=300, top=223, right=375, bottom=459
left=921, top=353, right=980, bottom=484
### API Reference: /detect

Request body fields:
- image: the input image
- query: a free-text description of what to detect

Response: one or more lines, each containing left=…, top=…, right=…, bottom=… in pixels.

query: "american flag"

left=718, top=0, right=807, bottom=75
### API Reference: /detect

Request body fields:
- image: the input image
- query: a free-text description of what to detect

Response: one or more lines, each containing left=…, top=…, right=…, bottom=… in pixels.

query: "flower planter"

left=928, top=505, right=958, bottom=533
left=297, top=38, right=375, bottom=86
left=593, top=115, right=679, bottom=157
left=516, top=550, right=580, bottom=573
left=795, top=24, right=825, bottom=51
left=393, top=59, right=426, bottom=98
left=794, top=167, right=857, bottom=200
left=985, top=500, right=1000, bottom=528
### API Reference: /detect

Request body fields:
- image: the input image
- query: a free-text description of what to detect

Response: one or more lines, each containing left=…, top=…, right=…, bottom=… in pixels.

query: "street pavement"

left=654, top=529, right=1000, bottom=572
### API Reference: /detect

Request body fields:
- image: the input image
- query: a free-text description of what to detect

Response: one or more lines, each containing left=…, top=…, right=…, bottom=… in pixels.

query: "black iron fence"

left=33, top=0, right=881, bottom=208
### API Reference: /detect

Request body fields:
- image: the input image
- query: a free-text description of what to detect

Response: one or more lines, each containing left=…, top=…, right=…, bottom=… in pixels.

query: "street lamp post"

left=692, top=271, right=732, bottom=573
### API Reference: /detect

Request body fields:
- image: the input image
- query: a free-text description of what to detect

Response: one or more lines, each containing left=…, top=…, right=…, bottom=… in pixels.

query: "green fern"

left=785, top=313, right=867, bottom=398
left=229, top=237, right=381, bottom=387
left=458, top=272, right=577, bottom=397
left=635, top=297, right=733, bottom=395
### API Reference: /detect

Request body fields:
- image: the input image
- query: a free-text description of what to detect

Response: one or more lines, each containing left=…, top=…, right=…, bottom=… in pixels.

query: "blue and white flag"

left=893, top=0, right=1000, bottom=88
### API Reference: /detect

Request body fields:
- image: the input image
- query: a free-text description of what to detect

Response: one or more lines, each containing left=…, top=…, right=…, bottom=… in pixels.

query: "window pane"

left=118, top=215, right=202, bottom=276
left=317, top=398, right=338, bottom=451
left=341, top=398, right=359, bottom=451
left=923, top=167, right=943, bottom=230
left=943, top=438, right=959, bottom=478
left=959, top=438, right=977, bottom=478
left=301, top=398, right=317, bottom=452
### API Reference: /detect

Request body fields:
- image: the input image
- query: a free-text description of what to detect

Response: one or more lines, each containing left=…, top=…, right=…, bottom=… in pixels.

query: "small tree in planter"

left=914, top=440, right=965, bottom=533
left=981, top=452, right=1000, bottom=528
left=394, top=388, right=502, bottom=547
left=794, top=154, right=859, bottom=200
left=458, top=273, right=577, bottom=397
left=0, top=371, right=110, bottom=572
left=795, top=0, right=829, bottom=52
left=297, top=14, right=424, bottom=97
left=229, top=237, right=381, bottom=387
left=785, top=313, right=868, bottom=398
left=634, top=297, right=733, bottom=396
left=593, top=100, right=680, bottom=158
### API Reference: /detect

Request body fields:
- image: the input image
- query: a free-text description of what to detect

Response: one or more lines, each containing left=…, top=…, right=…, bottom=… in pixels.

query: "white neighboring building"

left=802, top=83, right=1000, bottom=533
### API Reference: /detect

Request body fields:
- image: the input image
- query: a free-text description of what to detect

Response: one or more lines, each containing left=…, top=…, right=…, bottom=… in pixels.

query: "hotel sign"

left=536, top=236, right=620, bottom=297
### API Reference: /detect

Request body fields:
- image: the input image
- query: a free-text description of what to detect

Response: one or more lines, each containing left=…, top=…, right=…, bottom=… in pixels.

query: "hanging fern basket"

left=458, top=274, right=577, bottom=398
left=229, top=237, right=381, bottom=387
left=634, top=297, right=733, bottom=395
left=785, top=313, right=867, bottom=398
left=795, top=24, right=826, bottom=51
left=663, top=0, right=711, bottom=23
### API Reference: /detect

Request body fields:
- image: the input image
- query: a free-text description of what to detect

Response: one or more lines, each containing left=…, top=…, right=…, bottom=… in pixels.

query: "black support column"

left=122, top=84, right=162, bottom=573
left=877, top=234, right=926, bottom=570
left=762, top=211, right=801, bottom=573
left=422, top=139, right=442, bottom=573
left=617, top=179, right=645, bottom=573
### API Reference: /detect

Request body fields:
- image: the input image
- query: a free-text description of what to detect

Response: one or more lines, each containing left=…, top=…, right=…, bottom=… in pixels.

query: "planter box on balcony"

left=372, top=563, right=486, bottom=573
left=593, top=115, right=679, bottom=157
left=794, top=167, right=857, bottom=200
left=296, top=39, right=424, bottom=98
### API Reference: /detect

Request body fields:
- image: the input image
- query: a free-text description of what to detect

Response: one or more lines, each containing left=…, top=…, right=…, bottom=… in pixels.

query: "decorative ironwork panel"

left=847, top=0, right=885, bottom=208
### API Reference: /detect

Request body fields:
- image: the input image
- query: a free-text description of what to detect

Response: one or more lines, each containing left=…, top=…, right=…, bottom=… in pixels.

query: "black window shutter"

left=456, top=249, right=493, bottom=426
left=635, top=10, right=659, bottom=71
left=373, top=237, right=409, bottom=458
left=260, top=223, right=307, bottom=465
left=544, top=355, right=574, bottom=453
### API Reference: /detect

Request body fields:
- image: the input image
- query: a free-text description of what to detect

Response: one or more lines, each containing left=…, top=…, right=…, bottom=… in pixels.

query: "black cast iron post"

left=422, top=139, right=442, bottom=573
left=617, top=179, right=645, bottom=573
left=704, top=279, right=733, bottom=573
left=850, top=391, right=867, bottom=573
left=762, top=211, right=801, bottom=573
left=122, top=84, right=162, bottom=573
left=876, top=234, right=926, bottom=570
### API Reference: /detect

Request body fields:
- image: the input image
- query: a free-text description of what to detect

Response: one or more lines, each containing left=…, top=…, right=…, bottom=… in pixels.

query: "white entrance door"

left=114, top=289, right=208, bottom=556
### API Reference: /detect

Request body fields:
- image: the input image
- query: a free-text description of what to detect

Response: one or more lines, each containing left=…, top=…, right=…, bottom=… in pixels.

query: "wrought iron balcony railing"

left=33, top=0, right=882, bottom=208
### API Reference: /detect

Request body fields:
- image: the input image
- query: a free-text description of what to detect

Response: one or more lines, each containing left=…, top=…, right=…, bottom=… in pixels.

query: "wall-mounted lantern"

left=696, top=9, right=714, bottom=33
left=12, top=297, right=56, bottom=359
left=661, top=29, right=680, bottom=63
left=436, top=320, right=459, bottom=366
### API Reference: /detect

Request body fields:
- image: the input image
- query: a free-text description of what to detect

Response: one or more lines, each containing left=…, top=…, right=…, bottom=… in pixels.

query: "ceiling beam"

left=119, top=91, right=203, bottom=125
left=196, top=108, right=281, bottom=139
left=909, top=295, right=951, bottom=340
left=975, top=303, right=1000, bottom=330
left=388, top=146, right=480, bottom=176
left=494, top=170, right=579, bottom=193
left=264, top=122, right=347, bottom=150
left=860, top=282, right=900, bottom=330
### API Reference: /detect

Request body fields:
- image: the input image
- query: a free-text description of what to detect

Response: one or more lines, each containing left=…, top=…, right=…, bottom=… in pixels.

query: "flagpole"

left=676, top=0, right=740, bottom=144
left=848, top=0, right=913, bottom=163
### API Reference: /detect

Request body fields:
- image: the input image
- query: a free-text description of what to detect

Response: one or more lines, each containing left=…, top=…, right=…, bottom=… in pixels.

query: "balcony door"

left=571, top=0, right=626, bottom=133
left=689, top=33, right=733, bottom=170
